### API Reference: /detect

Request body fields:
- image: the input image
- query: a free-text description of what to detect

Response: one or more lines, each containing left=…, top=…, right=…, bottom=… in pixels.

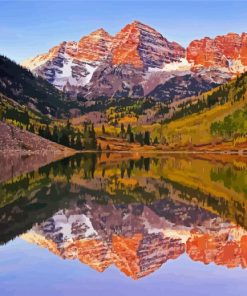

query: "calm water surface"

left=0, top=153, right=247, bottom=295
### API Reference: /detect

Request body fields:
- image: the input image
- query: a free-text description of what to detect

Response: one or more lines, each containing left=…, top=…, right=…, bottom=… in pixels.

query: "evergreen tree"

left=66, top=119, right=71, bottom=130
left=144, top=131, right=150, bottom=145
left=53, top=125, right=59, bottom=143
left=90, top=124, right=97, bottom=149
left=83, top=122, right=88, bottom=133
left=129, top=132, right=135, bottom=143
left=83, top=123, right=97, bottom=149
left=127, top=124, right=131, bottom=134
left=38, top=127, right=43, bottom=137
left=60, top=129, right=70, bottom=147
left=136, top=132, right=144, bottom=146
left=153, top=137, right=159, bottom=145
left=44, top=125, right=52, bottom=140
left=102, top=124, right=106, bottom=135
left=75, top=134, right=82, bottom=150
left=121, top=123, right=125, bottom=133
left=70, top=135, right=75, bottom=148
left=27, top=124, right=35, bottom=133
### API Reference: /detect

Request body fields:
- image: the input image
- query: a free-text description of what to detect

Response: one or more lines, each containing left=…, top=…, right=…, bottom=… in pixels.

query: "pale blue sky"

left=0, top=0, right=247, bottom=63
left=1, top=239, right=247, bottom=296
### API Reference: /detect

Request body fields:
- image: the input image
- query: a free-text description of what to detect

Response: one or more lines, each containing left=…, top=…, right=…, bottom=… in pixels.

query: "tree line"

left=0, top=106, right=98, bottom=150
left=102, top=123, right=158, bottom=146
left=37, top=121, right=97, bottom=150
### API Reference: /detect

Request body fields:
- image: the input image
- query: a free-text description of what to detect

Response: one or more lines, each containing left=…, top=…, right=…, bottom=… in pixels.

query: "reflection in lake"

left=0, top=153, right=247, bottom=294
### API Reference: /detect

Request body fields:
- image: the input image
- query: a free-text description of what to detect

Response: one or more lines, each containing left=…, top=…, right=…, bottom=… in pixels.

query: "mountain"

left=111, top=21, right=185, bottom=69
left=0, top=55, right=78, bottom=117
left=23, top=21, right=246, bottom=102
left=22, top=29, right=114, bottom=96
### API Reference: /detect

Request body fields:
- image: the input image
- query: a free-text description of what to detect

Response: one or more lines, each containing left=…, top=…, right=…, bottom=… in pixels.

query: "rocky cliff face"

left=23, top=22, right=247, bottom=101
left=111, top=21, right=185, bottom=69
left=187, top=33, right=247, bottom=71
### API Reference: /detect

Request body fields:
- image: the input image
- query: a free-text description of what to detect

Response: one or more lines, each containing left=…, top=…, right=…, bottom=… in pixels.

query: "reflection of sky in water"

left=0, top=238, right=246, bottom=296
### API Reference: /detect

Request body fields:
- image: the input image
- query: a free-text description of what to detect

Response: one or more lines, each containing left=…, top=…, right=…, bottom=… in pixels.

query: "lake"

left=0, top=152, right=247, bottom=295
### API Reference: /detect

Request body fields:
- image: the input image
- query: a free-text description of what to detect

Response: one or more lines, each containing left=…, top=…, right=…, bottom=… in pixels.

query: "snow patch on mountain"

left=33, top=210, right=98, bottom=243
left=228, top=58, right=247, bottom=73
left=163, top=58, right=192, bottom=72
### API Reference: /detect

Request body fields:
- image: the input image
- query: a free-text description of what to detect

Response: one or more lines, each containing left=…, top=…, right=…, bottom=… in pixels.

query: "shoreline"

left=0, top=149, right=75, bottom=184
left=1, top=147, right=247, bottom=184
left=77, top=149, right=247, bottom=155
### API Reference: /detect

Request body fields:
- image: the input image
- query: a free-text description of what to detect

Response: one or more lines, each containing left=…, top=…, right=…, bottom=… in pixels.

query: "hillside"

left=0, top=55, right=79, bottom=117
left=91, top=72, right=247, bottom=152
left=0, top=90, right=99, bottom=151
left=0, top=121, right=73, bottom=155
left=0, top=121, right=74, bottom=182
left=161, top=72, right=247, bottom=149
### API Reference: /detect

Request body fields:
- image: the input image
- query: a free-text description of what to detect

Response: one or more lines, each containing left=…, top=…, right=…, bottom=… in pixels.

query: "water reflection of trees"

left=1, top=154, right=247, bottom=247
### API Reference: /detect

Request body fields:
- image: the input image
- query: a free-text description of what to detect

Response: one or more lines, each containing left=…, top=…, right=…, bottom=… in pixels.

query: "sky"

left=1, top=0, right=247, bottom=63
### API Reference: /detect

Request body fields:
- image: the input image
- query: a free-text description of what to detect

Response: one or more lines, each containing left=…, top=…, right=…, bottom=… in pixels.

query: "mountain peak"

left=77, top=28, right=113, bottom=62
left=89, top=28, right=112, bottom=38
left=121, top=20, right=161, bottom=36
left=130, top=20, right=148, bottom=27
left=112, top=21, right=185, bottom=69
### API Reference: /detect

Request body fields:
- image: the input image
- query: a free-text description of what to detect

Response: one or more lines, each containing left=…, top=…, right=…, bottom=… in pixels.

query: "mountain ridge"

left=22, top=21, right=247, bottom=102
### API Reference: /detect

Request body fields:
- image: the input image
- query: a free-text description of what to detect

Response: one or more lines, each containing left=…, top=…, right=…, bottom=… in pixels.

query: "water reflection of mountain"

left=1, top=153, right=247, bottom=279
left=22, top=199, right=247, bottom=279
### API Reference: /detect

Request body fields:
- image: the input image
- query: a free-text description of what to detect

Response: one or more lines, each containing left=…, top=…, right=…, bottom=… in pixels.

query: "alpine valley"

left=2, top=5, right=247, bottom=295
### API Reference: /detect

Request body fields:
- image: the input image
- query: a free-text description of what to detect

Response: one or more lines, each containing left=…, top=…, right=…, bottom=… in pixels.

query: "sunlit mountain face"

left=1, top=153, right=247, bottom=280
left=22, top=21, right=247, bottom=101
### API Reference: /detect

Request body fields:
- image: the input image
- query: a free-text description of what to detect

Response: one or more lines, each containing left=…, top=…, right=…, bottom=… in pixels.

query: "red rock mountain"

left=187, top=33, right=247, bottom=70
left=111, top=21, right=185, bottom=69
left=22, top=22, right=247, bottom=101
left=76, top=28, right=113, bottom=61
left=23, top=29, right=113, bottom=69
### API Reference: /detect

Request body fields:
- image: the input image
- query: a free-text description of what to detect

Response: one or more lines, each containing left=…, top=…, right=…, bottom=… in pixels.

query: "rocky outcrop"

left=187, top=33, right=247, bottom=71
